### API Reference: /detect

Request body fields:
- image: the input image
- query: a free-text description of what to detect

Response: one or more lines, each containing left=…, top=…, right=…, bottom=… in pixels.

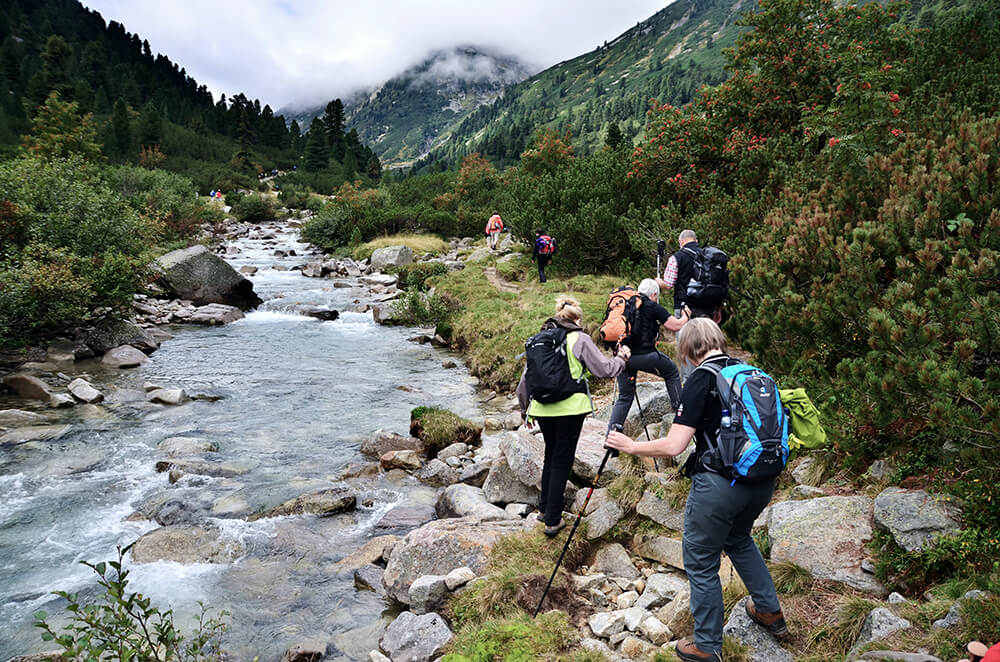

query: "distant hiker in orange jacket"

left=485, top=212, right=504, bottom=250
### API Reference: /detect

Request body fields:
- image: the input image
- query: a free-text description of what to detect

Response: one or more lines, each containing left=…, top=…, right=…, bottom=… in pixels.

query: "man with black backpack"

left=657, top=230, right=728, bottom=321
left=605, top=279, right=689, bottom=431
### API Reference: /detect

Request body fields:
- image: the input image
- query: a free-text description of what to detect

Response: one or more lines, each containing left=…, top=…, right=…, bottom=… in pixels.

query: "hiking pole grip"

left=534, top=429, right=617, bottom=618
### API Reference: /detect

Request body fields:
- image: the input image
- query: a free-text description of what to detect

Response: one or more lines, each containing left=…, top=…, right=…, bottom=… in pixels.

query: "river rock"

left=155, top=458, right=249, bottom=478
left=301, top=261, right=324, bottom=278
left=572, top=418, right=623, bottom=483
left=0, top=424, right=72, bottom=446
left=380, top=449, right=422, bottom=471
left=361, top=429, right=424, bottom=458
left=239, top=265, right=258, bottom=275
left=83, top=318, right=159, bottom=354
left=2, top=374, right=53, bottom=401
left=723, top=596, right=794, bottom=662
left=482, top=455, right=540, bottom=505
left=188, top=303, right=244, bottom=325
left=637, top=572, right=688, bottom=610
left=436, top=442, right=469, bottom=461
left=48, top=393, right=75, bottom=408
left=379, top=611, right=452, bottom=662
left=157, top=436, right=219, bottom=456
left=408, top=574, right=449, bottom=615
left=436, top=483, right=511, bottom=521
left=369, top=246, right=413, bottom=271
left=130, top=524, right=243, bottom=564
left=303, top=308, right=339, bottom=321
left=591, top=543, right=640, bottom=580
left=458, top=459, right=491, bottom=487
left=359, top=273, right=399, bottom=287
left=155, top=244, right=261, bottom=309
left=382, top=517, right=524, bottom=603
left=102, top=345, right=148, bottom=368
left=849, top=607, right=912, bottom=656
left=147, top=388, right=188, bottom=405
left=635, top=485, right=685, bottom=531
left=281, top=640, right=326, bottom=662
left=354, top=564, right=387, bottom=595
left=332, top=535, right=399, bottom=573
left=254, top=487, right=357, bottom=519
left=415, top=458, right=459, bottom=486
left=370, top=303, right=397, bottom=325
left=769, top=495, right=882, bottom=593
left=873, top=487, right=963, bottom=552
left=67, top=378, right=103, bottom=404
left=0, top=409, right=46, bottom=426
left=374, top=503, right=436, bottom=532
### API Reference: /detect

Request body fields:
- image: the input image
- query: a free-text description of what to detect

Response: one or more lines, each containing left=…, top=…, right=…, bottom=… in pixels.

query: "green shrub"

left=230, top=192, right=276, bottom=223
left=409, top=406, right=482, bottom=457
left=0, top=155, right=145, bottom=257
left=389, top=262, right=448, bottom=291
left=33, top=544, right=228, bottom=662
left=390, top=288, right=453, bottom=328
left=104, top=166, right=216, bottom=241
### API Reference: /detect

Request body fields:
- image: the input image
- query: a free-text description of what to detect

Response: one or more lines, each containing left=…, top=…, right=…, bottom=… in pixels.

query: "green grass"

left=431, top=264, right=622, bottom=391
left=351, top=232, right=450, bottom=261
left=770, top=560, right=814, bottom=595
left=410, top=407, right=482, bottom=456
left=442, top=612, right=578, bottom=662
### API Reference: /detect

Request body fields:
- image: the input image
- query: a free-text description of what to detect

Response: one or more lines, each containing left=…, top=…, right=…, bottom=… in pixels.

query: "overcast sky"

left=81, top=1, right=669, bottom=112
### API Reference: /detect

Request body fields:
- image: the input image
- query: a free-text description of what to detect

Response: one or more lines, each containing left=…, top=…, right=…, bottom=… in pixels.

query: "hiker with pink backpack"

left=533, top=229, right=556, bottom=283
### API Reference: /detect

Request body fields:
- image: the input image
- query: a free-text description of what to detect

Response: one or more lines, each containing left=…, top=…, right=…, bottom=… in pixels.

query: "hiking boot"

left=543, top=521, right=566, bottom=537
left=745, top=598, right=790, bottom=640
left=675, top=639, right=721, bottom=662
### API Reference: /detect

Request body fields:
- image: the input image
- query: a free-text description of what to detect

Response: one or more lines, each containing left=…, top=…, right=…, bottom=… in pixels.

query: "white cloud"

left=81, top=0, right=670, bottom=111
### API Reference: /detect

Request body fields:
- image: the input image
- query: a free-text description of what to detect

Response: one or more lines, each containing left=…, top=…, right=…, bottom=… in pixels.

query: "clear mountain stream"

left=0, top=223, right=487, bottom=661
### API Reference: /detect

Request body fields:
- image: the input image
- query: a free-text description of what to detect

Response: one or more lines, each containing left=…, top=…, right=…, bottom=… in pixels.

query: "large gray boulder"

left=0, top=409, right=46, bottom=426
left=635, top=474, right=685, bottom=531
left=769, top=495, right=883, bottom=594
left=369, top=245, right=413, bottom=271
left=360, top=429, right=424, bottom=458
left=572, top=418, right=623, bottom=483
left=2, top=374, right=53, bottom=401
left=379, top=611, right=452, bottom=662
left=591, top=542, right=640, bottom=580
left=67, top=378, right=103, bottom=404
left=155, top=244, right=261, bottom=309
left=187, top=303, right=244, bottom=325
left=253, top=487, right=357, bottom=519
left=873, top=487, right=963, bottom=552
left=436, top=483, right=512, bottom=521
left=571, top=487, right=625, bottom=540
left=101, top=345, right=148, bottom=368
left=724, top=596, right=794, bottom=662
left=82, top=318, right=159, bottom=354
left=382, top=517, right=524, bottom=603
left=130, top=524, right=243, bottom=564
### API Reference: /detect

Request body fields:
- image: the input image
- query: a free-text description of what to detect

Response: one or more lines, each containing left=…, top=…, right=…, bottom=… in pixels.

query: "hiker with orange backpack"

left=533, top=229, right=556, bottom=282
left=601, top=279, right=689, bottom=431
left=485, top=212, right=504, bottom=250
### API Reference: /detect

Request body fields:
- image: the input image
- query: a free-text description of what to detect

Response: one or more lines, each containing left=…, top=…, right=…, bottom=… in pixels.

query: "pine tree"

left=22, top=91, right=103, bottom=161
left=110, top=96, right=130, bottom=157
left=322, top=99, right=345, bottom=161
left=289, top=119, right=302, bottom=153
left=604, top=122, right=623, bottom=149
left=137, top=102, right=161, bottom=146
left=303, top=117, right=329, bottom=171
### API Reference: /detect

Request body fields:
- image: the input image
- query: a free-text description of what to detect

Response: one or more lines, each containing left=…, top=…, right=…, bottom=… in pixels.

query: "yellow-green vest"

left=527, top=331, right=593, bottom=419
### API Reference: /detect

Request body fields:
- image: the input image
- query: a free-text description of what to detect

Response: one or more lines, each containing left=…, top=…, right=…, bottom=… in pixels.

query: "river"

left=0, top=223, right=486, bottom=661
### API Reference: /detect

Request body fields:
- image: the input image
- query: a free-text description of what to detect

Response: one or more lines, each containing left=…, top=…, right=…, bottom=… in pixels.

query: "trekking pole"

left=632, top=379, right=660, bottom=472
left=534, top=424, right=621, bottom=618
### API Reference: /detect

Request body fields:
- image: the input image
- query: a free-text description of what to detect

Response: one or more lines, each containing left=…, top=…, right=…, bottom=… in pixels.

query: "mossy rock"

left=410, top=406, right=482, bottom=457
left=387, top=262, right=449, bottom=291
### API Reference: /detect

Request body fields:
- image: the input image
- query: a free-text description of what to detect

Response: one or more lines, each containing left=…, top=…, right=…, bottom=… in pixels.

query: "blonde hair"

left=554, top=295, right=583, bottom=322
left=677, top=317, right=728, bottom=367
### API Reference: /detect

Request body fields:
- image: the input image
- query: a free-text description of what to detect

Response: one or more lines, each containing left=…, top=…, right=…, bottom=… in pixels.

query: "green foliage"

left=872, top=528, right=1000, bottom=594
left=388, top=262, right=448, bottom=291
left=22, top=91, right=103, bottom=161
left=442, top=612, right=576, bottom=662
left=390, top=288, right=453, bottom=328
left=0, top=155, right=144, bottom=256
left=769, top=560, right=814, bottom=595
left=33, top=544, right=228, bottom=662
left=104, top=166, right=218, bottom=240
left=410, top=406, right=482, bottom=456
left=230, top=192, right=276, bottom=223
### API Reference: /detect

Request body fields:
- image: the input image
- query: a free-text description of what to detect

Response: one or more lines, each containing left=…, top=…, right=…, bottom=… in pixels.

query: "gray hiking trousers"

left=683, top=471, right=781, bottom=654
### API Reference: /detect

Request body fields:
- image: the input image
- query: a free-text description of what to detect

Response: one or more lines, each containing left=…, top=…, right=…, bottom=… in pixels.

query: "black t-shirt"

left=623, top=298, right=671, bottom=353
left=673, top=354, right=742, bottom=471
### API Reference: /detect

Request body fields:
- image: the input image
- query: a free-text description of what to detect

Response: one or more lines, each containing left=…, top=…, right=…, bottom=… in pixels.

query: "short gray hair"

left=638, top=278, right=660, bottom=299
left=679, top=229, right=697, bottom=243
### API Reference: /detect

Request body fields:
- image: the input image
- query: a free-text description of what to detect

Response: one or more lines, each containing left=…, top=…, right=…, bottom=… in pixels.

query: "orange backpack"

left=599, top=286, right=642, bottom=347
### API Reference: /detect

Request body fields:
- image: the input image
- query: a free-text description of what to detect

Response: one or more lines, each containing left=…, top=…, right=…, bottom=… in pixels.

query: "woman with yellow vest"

left=516, top=296, right=631, bottom=536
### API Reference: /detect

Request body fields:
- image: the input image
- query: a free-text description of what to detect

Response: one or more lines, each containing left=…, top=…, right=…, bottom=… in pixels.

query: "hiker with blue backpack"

left=605, top=318, right=790, bottom=662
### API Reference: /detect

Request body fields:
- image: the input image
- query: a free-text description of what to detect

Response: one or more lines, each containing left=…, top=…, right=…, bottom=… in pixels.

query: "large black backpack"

left=685, top=246, right=730, bottom=308
left=523, top=327, right=588, bottom=404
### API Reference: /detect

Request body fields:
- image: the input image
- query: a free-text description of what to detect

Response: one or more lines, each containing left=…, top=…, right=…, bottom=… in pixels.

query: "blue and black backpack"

left=696, top=360, right=790, bottom=482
